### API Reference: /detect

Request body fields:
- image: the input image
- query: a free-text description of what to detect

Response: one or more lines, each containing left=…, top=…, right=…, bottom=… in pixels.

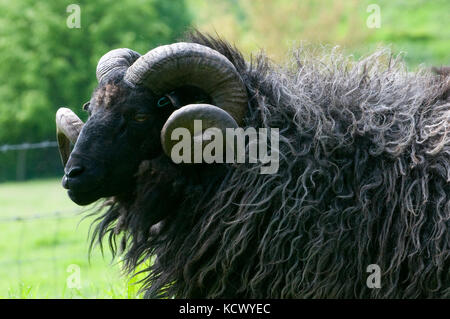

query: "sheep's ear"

left=157, top=91, right=181, bottom=109
left=158, top=87, right=213, bottom=110
left=82, top=101, right=90, bottom=111
left=165, top=91, right=183, bottom=109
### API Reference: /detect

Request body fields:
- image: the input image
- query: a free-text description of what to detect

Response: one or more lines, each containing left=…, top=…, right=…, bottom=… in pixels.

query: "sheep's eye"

left=134, top=113, right=149, bottom=122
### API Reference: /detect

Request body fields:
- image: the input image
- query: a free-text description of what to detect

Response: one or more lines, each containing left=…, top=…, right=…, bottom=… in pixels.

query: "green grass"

left=0, top=178, right=142, bottom=298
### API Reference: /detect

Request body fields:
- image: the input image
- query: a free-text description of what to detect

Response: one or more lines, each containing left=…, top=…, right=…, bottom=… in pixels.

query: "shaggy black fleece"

left=90, top=31, right=449, bottom=298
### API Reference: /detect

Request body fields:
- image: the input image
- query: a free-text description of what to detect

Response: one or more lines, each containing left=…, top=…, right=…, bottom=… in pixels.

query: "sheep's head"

left=56, top=43, right=248, bottom=205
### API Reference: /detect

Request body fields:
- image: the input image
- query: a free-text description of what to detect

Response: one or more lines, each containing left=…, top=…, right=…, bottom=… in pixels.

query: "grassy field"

left=0, top=178, right=142, bottom=298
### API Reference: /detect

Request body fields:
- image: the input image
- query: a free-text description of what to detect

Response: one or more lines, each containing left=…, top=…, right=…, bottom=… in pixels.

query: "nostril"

left=66, top=165, right=85, bottom=178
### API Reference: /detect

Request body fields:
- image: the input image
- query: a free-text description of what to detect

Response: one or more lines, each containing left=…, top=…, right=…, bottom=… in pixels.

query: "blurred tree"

left=0, top=0, right=191, bottom=144
left=189, top=0, right=449, bottom=66
left=188, top=0, right=368, bottom=61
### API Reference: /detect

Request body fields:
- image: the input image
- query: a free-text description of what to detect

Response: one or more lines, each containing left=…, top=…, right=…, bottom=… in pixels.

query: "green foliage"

left=0, top=0, right=191, bottom=144
left=189, top=0, right=449, bottom=67
left=363, top=0, right=450, bottom=67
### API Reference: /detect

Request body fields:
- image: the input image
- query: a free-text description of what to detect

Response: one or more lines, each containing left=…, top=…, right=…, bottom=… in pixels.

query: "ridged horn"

left=96, top=48, right=141, bottom=83
left=56, top=108, right=84, bottom=166
left=160, top=104, right=238, bottom=159
left=124, top=42, right=248, bottom=125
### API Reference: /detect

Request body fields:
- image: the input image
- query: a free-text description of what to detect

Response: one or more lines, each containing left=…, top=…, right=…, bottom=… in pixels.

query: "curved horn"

left=161, top=104, right=238, bottom=160
left=124, top=42, right=248, bottom=125
left=96, top=48, right=141, bottom=83
left=56, top=108, right=84, bottom=166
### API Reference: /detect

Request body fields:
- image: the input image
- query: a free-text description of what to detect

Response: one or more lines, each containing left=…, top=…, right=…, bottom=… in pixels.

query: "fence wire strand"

left=0, top=210, right=81, bottom=223
left=0, top=141, right=58, bottom=152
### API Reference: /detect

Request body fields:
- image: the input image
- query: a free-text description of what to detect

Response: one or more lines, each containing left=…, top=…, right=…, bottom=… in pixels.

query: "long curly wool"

left=90, top=33, right=449, bottom=298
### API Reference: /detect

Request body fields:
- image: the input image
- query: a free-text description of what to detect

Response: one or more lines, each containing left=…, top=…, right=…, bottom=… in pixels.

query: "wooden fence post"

left=16, top=149, right=27, bottom=181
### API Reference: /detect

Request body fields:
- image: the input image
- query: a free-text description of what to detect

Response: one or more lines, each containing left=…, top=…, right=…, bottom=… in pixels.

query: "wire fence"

left=0, top=141, right=126, bottom=298
left=0, top=141, right=58, bottom=153
left=2, top=210, right=79, bottom=267
left=0, top=209, right=79, bottom=223
left=0, top=140, right=62, bottom=182
left=0, top=209, right=91, bottom=297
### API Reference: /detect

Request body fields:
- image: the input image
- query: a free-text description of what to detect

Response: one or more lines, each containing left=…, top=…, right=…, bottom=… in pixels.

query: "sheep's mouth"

left=62, top=176, right=103, bottom=205
left=67, top=189, right=101, bottom=206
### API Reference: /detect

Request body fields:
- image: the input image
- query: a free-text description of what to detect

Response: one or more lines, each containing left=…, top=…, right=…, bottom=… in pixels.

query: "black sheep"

left=56, top=32, right=449, bottom=298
